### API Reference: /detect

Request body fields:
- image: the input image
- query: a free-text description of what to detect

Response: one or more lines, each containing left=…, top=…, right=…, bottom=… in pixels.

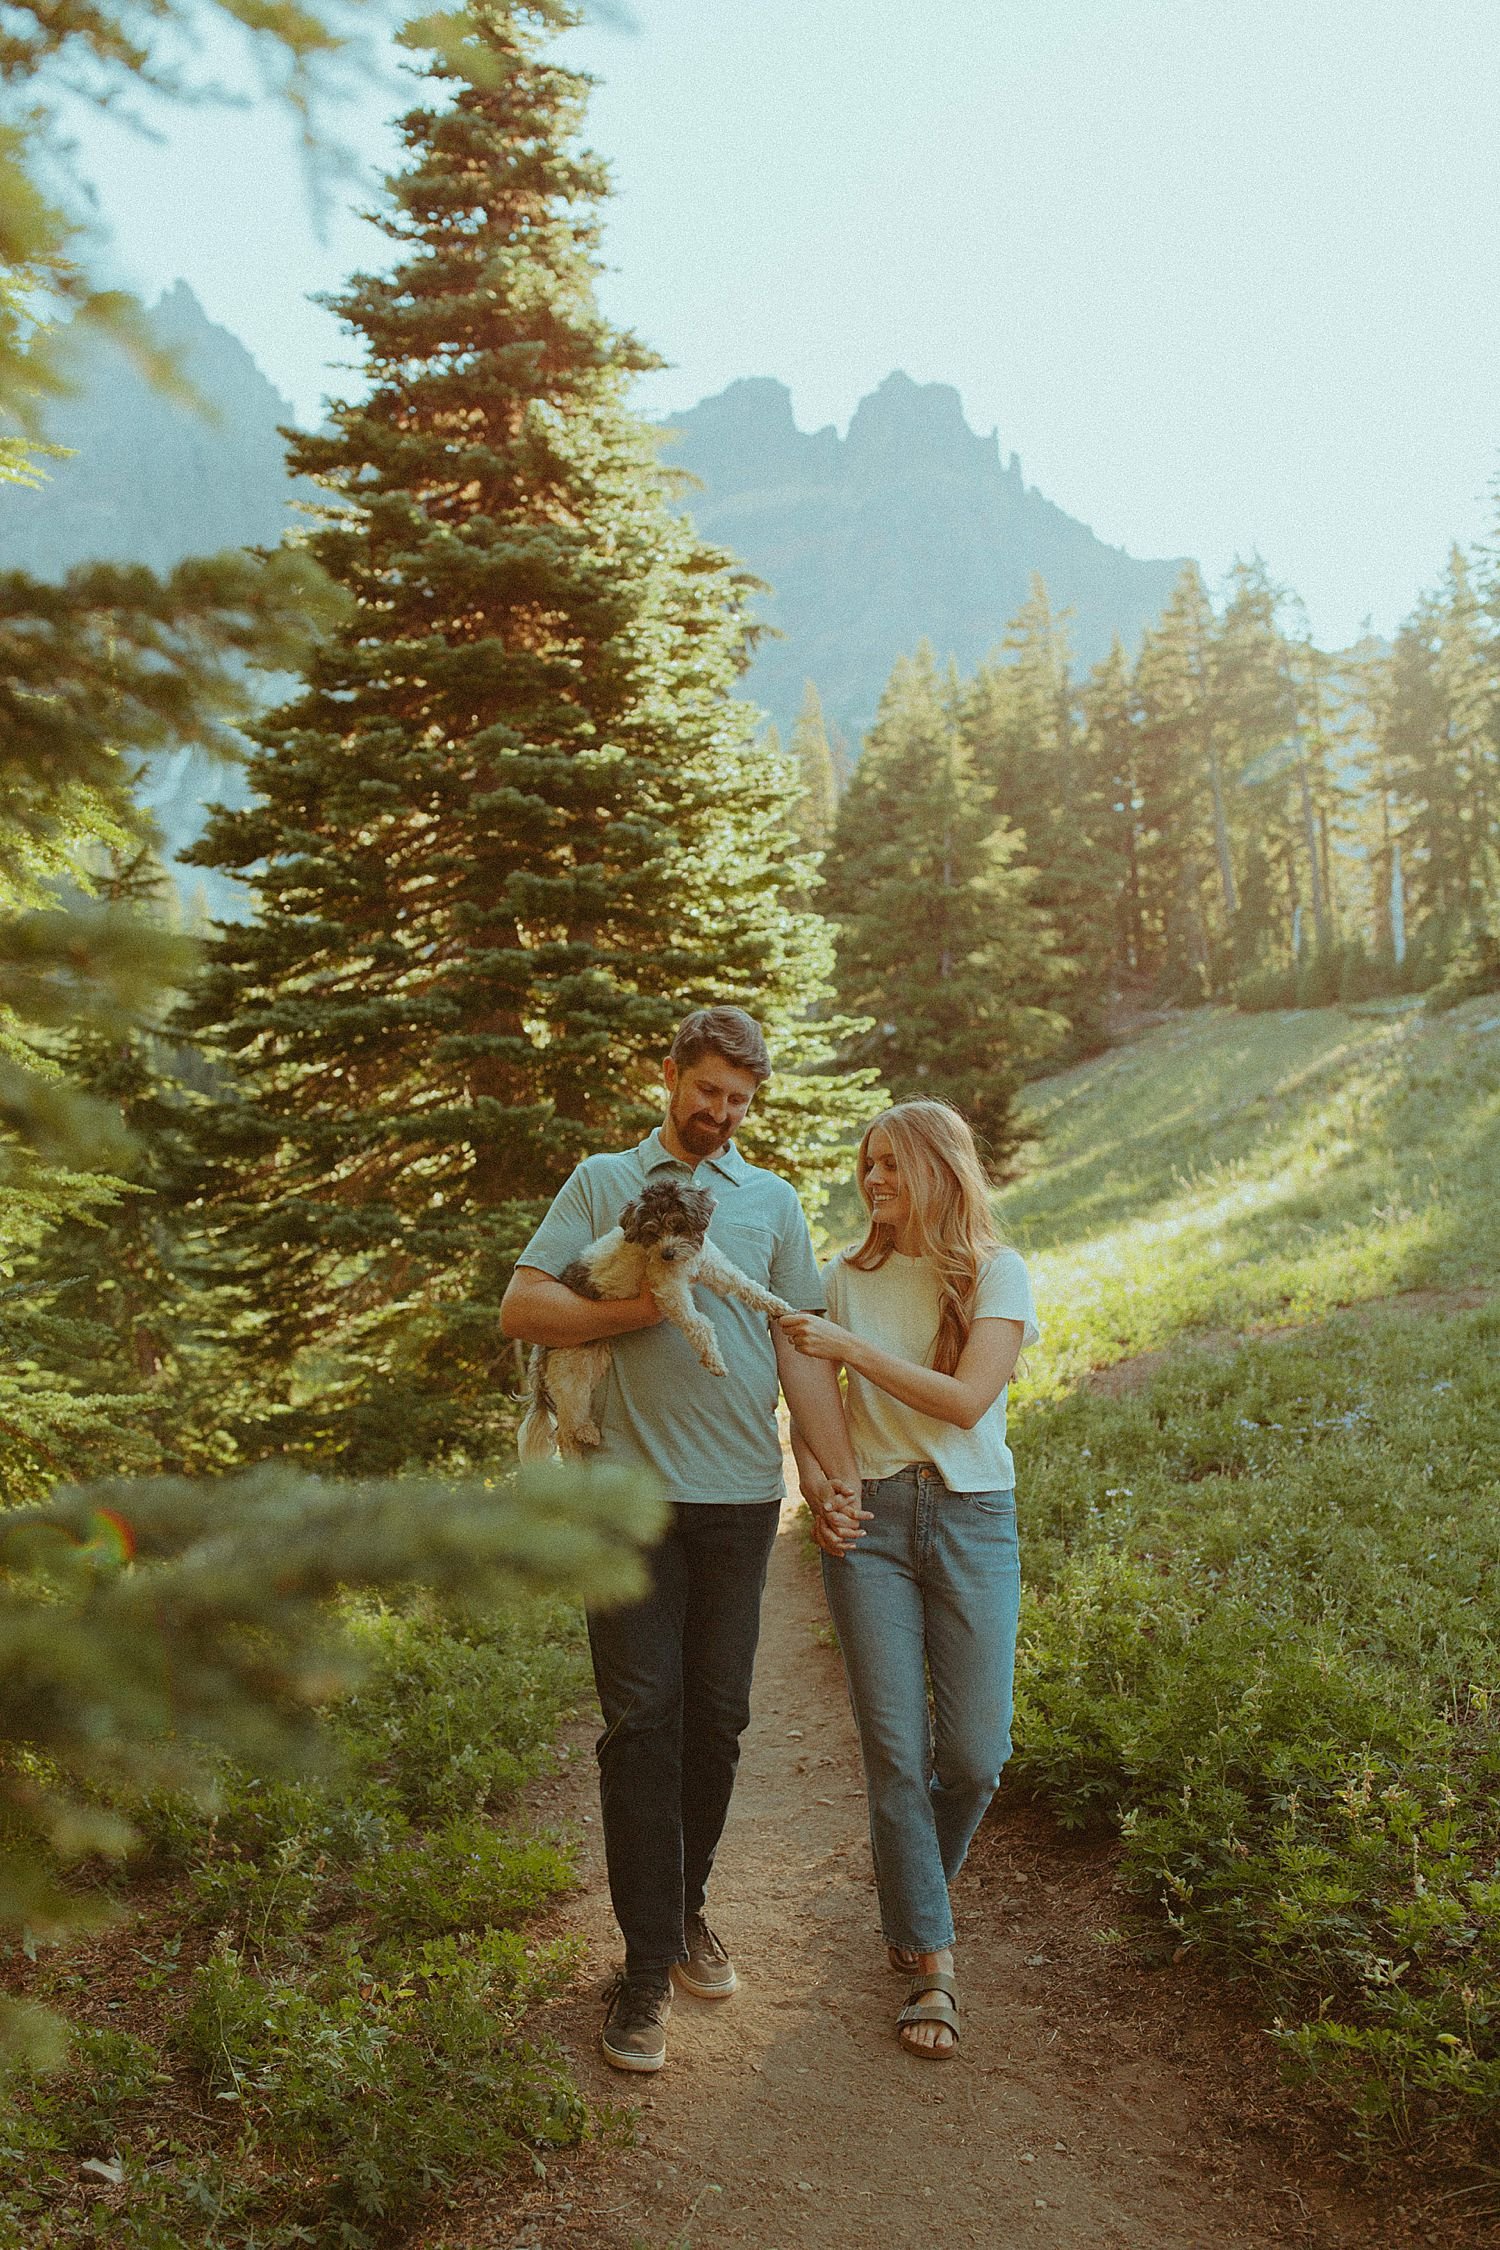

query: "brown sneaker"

left=600, top=1971, right=671, bottom=2073
left=673, top=1913, right=738, bottom=1999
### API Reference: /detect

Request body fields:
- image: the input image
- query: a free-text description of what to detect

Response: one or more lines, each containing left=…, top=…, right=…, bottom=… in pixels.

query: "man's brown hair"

left=669, top=1006, right=772, bottom=1084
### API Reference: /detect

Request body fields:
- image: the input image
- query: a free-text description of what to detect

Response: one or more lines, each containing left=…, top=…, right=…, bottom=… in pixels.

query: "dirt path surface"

left=448, top=1504, right=1484, bottom=2250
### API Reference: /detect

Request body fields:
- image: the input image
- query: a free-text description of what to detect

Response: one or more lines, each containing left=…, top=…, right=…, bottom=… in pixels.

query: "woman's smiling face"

left=862, top=1126, right=912, bottom=1235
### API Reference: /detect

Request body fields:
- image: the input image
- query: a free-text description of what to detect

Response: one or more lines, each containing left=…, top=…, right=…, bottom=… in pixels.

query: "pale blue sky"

left=62, top=0, right=1500, bottom=649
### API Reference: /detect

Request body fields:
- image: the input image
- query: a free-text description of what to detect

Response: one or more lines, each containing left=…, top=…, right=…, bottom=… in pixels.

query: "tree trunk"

left=1298, top=753, right=1330, bottom=953
left=1207, top=735, right=1238, bottom=923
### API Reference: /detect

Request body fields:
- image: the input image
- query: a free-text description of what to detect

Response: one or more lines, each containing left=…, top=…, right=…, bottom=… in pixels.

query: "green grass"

left=997, top=997, right=1500, bottom=2170
left=0, top=1593, right=596, bottom=2249
left=1003, top=1000, right=1500, bottom=1391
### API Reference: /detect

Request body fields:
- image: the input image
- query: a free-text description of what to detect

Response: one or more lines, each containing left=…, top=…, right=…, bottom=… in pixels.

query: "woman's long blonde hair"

left=845, top=1100, right=1001, bottom=1374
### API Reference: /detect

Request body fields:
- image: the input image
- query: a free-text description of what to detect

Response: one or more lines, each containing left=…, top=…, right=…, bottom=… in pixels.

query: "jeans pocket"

left=962, top=1489, right=1017, bottom=1517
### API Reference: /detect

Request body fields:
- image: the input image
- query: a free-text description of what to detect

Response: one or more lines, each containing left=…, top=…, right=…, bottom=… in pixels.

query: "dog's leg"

left=650, top=1274, right=729, bottom=1377
left=517, top=1345, right=559, bottom=1461
left=547, top=1343, right=611, bottom=1455
left=692, top=1243, right=795, bottom=1322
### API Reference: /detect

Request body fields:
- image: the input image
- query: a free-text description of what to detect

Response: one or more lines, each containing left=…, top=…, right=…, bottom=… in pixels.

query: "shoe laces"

left=607, top=1971, right=670, bottom=2027
left=686, top=1913, right=729, bottom=1963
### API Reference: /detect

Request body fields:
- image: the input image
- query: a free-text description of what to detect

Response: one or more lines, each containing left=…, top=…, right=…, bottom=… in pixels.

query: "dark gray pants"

left=586, top=1498, right=780, bottom=1974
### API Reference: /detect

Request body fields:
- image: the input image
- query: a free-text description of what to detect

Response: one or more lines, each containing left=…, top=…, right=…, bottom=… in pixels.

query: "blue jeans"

left=586, top=1499, right=781, bottom=1975
left=822, top=1464, right=1020, bottom=1952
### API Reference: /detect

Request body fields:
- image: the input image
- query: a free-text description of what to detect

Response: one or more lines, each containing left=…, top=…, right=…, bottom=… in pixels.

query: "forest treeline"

left=786, top=541, right=1500, bottom=1154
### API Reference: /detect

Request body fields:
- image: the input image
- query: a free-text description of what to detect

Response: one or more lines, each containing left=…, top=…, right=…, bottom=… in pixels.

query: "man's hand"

left=807, top=1475, right=871, bottom=1561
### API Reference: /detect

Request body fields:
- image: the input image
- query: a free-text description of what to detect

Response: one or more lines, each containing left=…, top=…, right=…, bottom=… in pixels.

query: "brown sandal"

left=897, top=1970, right=960, bottom=2057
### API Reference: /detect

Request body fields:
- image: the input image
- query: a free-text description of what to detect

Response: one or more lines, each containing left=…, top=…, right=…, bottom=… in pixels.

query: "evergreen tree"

left=1129, top=563, right=1216, bottom=997
left=1208, top=559, right=1302, bottom=979
left=0, top=0, right=350, bottom=1498
left=786, top=680, right=840, bottom=858
left=824, top=648, right=1065, bottom=1172
left=962, top=579, right=1115, bottom=1049
left=1078, top=637, right=1143, bottom=984
left=186, top=2, right=870, bottom=1469
left=3, top=848, right=249, bottom=1501
left=1365, top=549, right=1499, bottom=994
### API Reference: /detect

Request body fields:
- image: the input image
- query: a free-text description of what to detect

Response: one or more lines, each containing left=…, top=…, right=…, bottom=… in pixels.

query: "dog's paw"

left=575, top=1419, right=602, bottom=1447
left=697, top=1347, right=728, bottom=1378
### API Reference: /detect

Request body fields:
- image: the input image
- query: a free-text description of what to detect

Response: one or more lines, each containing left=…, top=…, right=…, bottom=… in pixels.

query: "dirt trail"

left=442, top=1501, right=1479, bottom=2250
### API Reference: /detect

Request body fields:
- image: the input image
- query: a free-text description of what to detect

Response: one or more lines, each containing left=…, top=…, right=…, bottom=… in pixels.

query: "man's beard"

left=670, top=1091, right=730, bottom=1157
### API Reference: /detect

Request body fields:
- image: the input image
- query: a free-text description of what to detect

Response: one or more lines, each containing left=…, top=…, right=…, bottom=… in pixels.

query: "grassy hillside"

left=1005, top=998, right=1500, bottom=1391
left=1004, top=998, right=1500, bottom=2173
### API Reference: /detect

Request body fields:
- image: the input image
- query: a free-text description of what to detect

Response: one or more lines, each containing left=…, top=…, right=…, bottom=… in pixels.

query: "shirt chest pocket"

left=707, top=1218, right=776, bottom=1289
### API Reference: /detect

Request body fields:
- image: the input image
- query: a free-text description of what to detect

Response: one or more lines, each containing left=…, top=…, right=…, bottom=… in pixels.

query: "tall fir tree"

left=824, top=648, right=1065, bottom=1172
left=185, top=1, right=870, bottom=1469
left=1364, top=548, right=1499, bottom=995
left=1207, top=558, right=1302, bottom=979
left=1129, top=562, right=1216, bottom=997
left=1078, top=637, right=1143, bottom=984
left=960, top=579, right=1115, bottom=1050
left=786, top=679, right=840, bottom=858
left=1402, top=551, right=1497, bottom=933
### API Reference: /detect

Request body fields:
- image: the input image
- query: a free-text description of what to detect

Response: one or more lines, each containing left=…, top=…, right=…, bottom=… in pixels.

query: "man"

left=500, top=1006, right=856, bottom=2073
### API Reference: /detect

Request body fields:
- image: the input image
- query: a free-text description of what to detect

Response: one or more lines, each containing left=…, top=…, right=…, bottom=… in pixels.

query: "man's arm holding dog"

left=501, top=1266, right=664, bottom=1349
left=502, top=1165, right=664, bottom=1348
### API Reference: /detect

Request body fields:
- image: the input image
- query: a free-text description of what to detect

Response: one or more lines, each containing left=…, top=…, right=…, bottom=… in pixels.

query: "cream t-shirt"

left=824, top=1247, right=1040, bottom=1492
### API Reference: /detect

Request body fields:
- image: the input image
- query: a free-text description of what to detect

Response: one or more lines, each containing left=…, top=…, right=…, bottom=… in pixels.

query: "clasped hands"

left=804, top=1482, right=871, bottom=1560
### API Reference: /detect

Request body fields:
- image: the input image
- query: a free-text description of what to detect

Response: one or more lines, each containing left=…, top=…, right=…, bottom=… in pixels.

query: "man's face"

left=664, top=1053, right=760, bottom=1159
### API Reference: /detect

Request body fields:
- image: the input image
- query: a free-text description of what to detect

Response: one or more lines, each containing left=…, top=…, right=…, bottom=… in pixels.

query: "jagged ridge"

left=662, top=370, right=1188, bottom=740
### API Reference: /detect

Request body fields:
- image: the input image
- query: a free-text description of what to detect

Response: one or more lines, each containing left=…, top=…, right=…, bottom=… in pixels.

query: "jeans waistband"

left=865, top=1463, right=947, bottom=1491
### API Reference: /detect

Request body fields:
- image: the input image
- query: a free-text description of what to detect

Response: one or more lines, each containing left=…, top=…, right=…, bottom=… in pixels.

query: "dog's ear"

left=617, top=1195, right=647, bottom=1243
left=680, top=1187, right=716, bottom=1237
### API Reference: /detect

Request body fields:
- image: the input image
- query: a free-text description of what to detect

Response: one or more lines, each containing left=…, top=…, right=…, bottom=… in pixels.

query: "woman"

left=782, top=1099, right=1037, bottom=2060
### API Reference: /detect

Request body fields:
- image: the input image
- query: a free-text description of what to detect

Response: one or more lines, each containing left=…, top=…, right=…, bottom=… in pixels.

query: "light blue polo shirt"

left=517, top=1128, right=824, bottom=1505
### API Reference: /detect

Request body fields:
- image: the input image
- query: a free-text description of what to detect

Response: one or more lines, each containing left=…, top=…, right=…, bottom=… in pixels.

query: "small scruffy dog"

left=517, top=1179, right=793, bottom=1461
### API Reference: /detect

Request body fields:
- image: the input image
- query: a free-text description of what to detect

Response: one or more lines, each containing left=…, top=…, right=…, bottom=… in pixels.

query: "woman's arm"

left=779, top=1311, right=1024, bottom=1430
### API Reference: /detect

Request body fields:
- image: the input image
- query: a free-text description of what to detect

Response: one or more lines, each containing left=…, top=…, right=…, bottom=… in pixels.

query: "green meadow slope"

left=1007, top=998, right=1500, bottom=1390
left=1003, top=999, right=1500, bottom=2172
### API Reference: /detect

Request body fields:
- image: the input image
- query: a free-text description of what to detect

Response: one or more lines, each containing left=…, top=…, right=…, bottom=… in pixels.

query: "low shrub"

left=0, top=1589, right=597, bottom=2246
left=182, top=1928, right=585, bottom=2245
left=1233, top=963, right=1297, bottom=1012
left=1010, top=1302, right=1500, bottom=2162
left=332, top=1591, right=591, bottom=1822
left=1426, top=920, right=1500, bottom=1011
left=349, top=1813, right=575, bottom=1941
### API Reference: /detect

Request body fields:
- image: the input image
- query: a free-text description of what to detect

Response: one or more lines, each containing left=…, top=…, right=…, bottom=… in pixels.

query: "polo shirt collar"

left=638, top=1127, right=749, bottom=1186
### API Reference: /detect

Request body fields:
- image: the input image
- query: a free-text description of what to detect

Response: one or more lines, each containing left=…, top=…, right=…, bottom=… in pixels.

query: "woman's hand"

left=806, top=1476, right=871, bottom=1561
left=779, top=1311, right=857, bottom=1364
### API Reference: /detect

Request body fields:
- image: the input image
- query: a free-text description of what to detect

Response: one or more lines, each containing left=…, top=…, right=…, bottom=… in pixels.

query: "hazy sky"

left=63, top=0, right=1500, bottom=650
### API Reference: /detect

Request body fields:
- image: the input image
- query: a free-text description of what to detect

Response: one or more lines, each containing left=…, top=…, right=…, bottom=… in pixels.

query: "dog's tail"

left=516, top=1346, right=558, bottom=1462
